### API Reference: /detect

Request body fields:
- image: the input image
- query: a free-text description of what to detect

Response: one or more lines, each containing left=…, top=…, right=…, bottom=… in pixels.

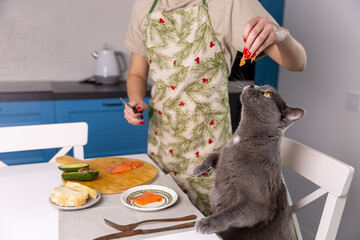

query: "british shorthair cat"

left=193, top=84, right=304, bottom=240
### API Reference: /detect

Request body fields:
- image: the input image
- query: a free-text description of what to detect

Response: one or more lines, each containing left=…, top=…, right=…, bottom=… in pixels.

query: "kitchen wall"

left=278, top=0, right=360, bottom=239
left=0, top=0, right=135, bottom=81
left=1, top=0, right=359, bottom=239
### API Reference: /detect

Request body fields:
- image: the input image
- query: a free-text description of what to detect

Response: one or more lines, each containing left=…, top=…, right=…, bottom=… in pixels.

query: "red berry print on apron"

left=179, top=101, right=185, bottom=106
left=202, top=78, right=208, bottom=83
left=195, top=151, right=200, bottom=157
left=169, top=149, right=173, bottom=154
left=159, top=18, right=164, bottom=23
left=170, top=86, right=176, bottom=90
left=173, top=60, right=176, bottom=65
left=208, top=139, right=213, bottom=144
left=210, top=42, right=214, bottom=48
left=209, top=120, right=214, bottom=125
left=194, top=57, right=200, bottom=63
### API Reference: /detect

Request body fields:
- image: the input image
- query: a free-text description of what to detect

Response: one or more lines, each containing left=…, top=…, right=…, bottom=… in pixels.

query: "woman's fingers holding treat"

left=243, top=16, right=289, bottom=58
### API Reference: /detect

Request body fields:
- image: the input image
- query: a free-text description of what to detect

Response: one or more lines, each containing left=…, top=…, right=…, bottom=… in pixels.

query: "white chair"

left=281, top=137, right=354, bottom=240
left=0, top=122, right=88, bottom=167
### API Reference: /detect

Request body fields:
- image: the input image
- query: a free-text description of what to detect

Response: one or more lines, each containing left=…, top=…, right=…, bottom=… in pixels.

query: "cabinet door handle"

left=102, top=103, right=123, bottom=107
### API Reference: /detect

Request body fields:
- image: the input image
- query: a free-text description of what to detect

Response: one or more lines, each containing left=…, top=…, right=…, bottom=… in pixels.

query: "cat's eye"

left=263, top=92, right=271, bottom=98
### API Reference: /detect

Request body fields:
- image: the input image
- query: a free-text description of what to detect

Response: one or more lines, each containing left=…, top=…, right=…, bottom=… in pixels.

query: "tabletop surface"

left=0, top=154, right=221, bottom=240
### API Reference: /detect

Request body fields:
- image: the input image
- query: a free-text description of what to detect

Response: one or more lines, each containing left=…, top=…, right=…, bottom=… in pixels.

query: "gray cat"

left=193, top=84, right=304, bottom=240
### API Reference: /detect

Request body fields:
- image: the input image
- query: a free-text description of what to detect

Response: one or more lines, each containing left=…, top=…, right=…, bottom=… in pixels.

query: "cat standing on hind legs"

left=193, top=84, right=304, bottom=240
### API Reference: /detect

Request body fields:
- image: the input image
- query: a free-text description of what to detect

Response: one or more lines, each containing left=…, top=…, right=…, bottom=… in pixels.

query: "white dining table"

left=0, top=153, right=221, bottom=240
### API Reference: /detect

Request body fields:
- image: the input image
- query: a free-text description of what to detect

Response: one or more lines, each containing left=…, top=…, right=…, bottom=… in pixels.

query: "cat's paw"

left=195, top=217, right=225, bottom=234
left=193, top=165, right=211, bottom=177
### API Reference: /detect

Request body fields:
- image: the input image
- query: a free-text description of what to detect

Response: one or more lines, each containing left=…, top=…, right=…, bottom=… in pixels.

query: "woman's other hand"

left=123, top=100, right=148, bottom=125
left=242, top=16, right=288, bottom=59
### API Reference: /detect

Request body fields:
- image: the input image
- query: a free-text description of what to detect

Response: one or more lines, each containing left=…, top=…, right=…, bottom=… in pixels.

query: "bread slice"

left=65, top=181, right=98, bottom=199
left=50, top=186, right=88, bottom=207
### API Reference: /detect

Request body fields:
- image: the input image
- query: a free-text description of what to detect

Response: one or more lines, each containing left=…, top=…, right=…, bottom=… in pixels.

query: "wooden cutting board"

left=56, top=155, right=158, bottom=194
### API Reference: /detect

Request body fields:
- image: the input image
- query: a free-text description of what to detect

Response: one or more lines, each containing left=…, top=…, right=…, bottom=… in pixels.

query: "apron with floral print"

left=144, top=0, right=232, bottom=215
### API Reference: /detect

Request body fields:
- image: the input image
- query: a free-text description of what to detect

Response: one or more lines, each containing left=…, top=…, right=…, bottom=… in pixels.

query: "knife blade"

left=119, top=97, right=143, bottom=119
left=93, top=221, right=196, bottom=240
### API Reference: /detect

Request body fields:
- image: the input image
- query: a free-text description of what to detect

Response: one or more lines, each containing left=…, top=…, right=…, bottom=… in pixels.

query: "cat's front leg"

left=195, top=214, right=227, bottom=234
left=193, top=152, right=220, bottom=177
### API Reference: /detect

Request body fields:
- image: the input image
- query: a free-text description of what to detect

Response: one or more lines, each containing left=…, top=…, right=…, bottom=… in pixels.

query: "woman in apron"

left=123, top=0, right=306, bottom=215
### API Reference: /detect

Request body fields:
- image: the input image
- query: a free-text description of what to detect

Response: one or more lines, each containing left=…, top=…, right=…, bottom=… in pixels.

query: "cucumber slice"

left=61, top=171, right=99, bottom=181
left=58, top=163, right=89, bottom=173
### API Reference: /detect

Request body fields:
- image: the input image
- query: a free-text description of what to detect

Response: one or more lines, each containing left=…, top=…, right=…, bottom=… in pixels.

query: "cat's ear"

left=284, top=107, right=304, bottom=122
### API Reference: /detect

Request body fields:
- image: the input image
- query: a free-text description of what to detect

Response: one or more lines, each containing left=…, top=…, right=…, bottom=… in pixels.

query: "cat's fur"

left=193, top=85, right=304, bottom=240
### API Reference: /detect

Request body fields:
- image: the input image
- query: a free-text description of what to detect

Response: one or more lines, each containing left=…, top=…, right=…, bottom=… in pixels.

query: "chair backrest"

left=281, top=137, right=354, bottom=240
left=0, top=122, right=88, bottom=166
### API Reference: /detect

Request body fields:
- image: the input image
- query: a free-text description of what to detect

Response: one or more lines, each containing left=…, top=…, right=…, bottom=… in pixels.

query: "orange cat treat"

left=239, top=56, right=255, bottom=67
left=130, top=191, right=163, bottom=206
left=239, top=56, right=246, bottom=66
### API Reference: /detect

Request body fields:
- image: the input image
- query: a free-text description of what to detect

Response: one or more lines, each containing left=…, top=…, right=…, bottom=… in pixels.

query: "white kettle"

left=92, top=45, right=127, bottom=85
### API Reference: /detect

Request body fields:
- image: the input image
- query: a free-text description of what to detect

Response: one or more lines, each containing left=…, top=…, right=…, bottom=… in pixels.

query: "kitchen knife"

left=93, top=221, right=196, bottom=240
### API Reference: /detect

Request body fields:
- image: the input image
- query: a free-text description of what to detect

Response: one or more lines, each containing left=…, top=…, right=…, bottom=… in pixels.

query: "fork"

left=104, top=214, right=197, bottom=231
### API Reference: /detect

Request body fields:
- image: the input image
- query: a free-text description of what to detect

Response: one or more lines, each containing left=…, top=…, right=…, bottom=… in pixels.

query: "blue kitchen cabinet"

left=55, top=98, right=150, bottom=158
left=0, top=101, right=57, bottom=165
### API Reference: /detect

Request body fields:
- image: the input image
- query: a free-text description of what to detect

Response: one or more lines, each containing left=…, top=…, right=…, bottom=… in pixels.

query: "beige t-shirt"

left=123, top=0, right=276, bottom=74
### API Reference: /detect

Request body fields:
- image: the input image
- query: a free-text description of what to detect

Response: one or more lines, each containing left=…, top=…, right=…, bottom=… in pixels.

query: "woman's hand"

left=242, top=16, right=289, bottom=59
left=123, top=100, right=148, bottom=125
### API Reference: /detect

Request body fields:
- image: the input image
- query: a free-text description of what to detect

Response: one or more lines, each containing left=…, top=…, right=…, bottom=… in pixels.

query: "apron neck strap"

left=149, top=0, right=207, bottom=13
left=149, top=0, right=158, bottom=13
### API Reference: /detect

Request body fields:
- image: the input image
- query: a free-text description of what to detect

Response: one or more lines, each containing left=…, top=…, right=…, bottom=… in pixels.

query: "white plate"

left=49, top=190, right=101, bottom=211
left=121, top=185, right=178, bottom=211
